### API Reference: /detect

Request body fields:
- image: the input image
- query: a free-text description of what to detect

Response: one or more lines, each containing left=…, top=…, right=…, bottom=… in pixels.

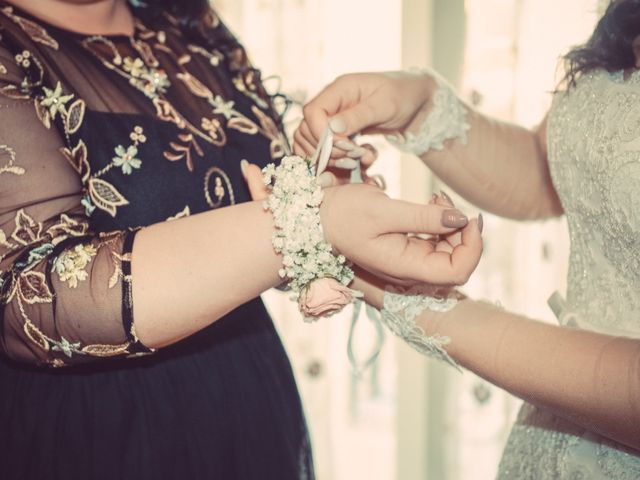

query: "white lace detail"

left=387, top=71, right=470, bottom=156
left=380, top=286, right=460, bottom=370
left=497, top=69, right=640, bottom=479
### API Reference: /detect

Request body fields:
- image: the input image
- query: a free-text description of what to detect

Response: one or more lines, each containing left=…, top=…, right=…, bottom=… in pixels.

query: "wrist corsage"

left=262, top=154, right=360, bottom=322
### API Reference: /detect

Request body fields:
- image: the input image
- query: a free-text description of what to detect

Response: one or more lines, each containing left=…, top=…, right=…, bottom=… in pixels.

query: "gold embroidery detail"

left=11, top=209, right=42, bottom=246
left=52, top=243, right=97, bottom=288
left=164, top=133, right=202, bottom=172
left=65, top=99, right=86, bottom=135
left=38, top=81, right=74, bottom=129
left=204, top=167, right=235, bottom=208
left=14, top=50, right=31, bottom=69
left=47, top=214, right=89, bottom=243
left=23, top=318, right=50, bottom=351
left=1, top=6, right=59, bottom=50
left=200, top=117, right=226, bottom=146
left=131, top=38, right=160, bottom=68
left=0, top=62, right=6, bottom=75
left=153, top=97, right=185, bottom=127
left=61, top=140, right=90, bottom=182
left=187, top=44, right=223, bottom=66
left=176, top=72, right=212, bottom=98
left=80, top=126, right=146, bottom=216
left=81, top=342, right=131, bottom=357
left=88, top=177, right=130, bottom=217
left=167, top=206, right=191, bottom=221
left=15, top=270, right=53, bottom=305
left=0, top=144, right=25, bottom=176
left=252, top=105, right=288, bottom=158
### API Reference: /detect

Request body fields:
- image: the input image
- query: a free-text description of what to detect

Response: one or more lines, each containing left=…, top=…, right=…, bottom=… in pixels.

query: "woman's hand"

left=242, top=161, right=483, bottom=286
left=294, top=71, right=438, bottom=162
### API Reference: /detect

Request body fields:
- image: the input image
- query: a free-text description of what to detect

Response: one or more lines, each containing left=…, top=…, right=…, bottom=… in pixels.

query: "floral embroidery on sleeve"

left=0, top=144, right=25, bottom=175
left=52, top=243, right=97, bottom=288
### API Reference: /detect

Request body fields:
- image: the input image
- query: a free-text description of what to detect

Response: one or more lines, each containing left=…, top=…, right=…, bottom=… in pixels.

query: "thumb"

left=241, top=160, right=269, bottom=201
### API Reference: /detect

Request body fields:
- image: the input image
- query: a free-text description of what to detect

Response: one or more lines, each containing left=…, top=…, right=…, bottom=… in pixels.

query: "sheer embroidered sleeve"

left=0, top=45, right=151, bottom=367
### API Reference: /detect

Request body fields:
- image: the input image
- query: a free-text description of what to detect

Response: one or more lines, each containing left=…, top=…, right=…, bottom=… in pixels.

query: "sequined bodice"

left=548, top=70, right=640, bottom=337
left=497, top=70, right=640, bottom=479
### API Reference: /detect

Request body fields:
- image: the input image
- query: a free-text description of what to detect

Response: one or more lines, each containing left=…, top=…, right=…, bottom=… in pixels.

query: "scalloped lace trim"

left=387, top=71, right=470, bottom=156
left=380, top=286, right=460, bottom=370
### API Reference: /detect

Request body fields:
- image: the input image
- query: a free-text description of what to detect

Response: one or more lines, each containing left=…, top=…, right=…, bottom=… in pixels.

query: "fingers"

left=366, top=174, right=386, bottom=190
left=302, top=75, right=363, bottom=142
left=433, top=191, right=463, bottom=248
left=240, top=160, right=269, bottom=201
left=327, top=90, right=395, bottom=138
left=446, top=217, right=484, bottom=284
left=360, top=143, right=378, bottom=168
left=380, top=218, right=483, bottom=285
left=293, top=122, right=318, bottom=158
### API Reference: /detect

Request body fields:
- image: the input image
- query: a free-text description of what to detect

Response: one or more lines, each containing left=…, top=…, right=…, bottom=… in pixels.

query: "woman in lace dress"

left=296, top=0, right=640, bottom=477
left=0, top=0, right=484, bottom=478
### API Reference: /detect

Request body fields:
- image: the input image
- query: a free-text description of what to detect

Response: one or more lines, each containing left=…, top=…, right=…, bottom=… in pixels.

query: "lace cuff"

left=387, top=70, right=470, bottom=156
left=380, top=286, right=461, bottom=371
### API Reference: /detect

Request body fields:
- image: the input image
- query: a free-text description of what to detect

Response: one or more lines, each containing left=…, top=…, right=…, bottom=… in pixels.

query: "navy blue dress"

left=0, top=3, right=314, bottom=478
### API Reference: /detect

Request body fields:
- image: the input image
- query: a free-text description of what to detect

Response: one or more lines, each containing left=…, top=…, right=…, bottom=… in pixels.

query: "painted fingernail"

left=334, top=158, right=359, bottom=169
left=370, top=174, right=386, bottom=190
left=240, top=159, right=249, bottom=177
left=346, top=147, right=367, bottom=158
left=330, top=117, right=347, bottom=134
left=441, top=209, right=468, bottom=228
left=440, top=190, right=454, bottom=206
left=478, top=213, right=484, bottom=233
left=335, top=140, right=355, bottom=151
left=319, top=171, right=334, bottom=187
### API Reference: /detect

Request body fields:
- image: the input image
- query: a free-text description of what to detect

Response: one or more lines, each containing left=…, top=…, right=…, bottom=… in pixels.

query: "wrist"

left=349, top=267, right=386, bottom=309
left=387, top=69, right=470, bottom=156
left=262, top=156, right=355, bottom=316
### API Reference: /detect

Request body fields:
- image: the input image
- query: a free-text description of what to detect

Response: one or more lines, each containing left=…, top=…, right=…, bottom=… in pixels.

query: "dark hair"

left=135, top=0, right=241, bottom=53
left=136, top=0, right=291, bottom=125
left=563, top=0, right=640, bottom=87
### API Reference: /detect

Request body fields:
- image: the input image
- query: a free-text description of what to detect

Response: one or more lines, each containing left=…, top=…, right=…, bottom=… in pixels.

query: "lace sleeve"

left=386, top=69, right=470, bottom=156
left=0, top=46, right=151, bottom=367
left=380, top=286, right=461, bottom=370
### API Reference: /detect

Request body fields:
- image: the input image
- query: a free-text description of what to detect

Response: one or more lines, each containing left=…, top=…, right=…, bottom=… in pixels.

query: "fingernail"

left=370, top=174, right=386, bottom=190
left=335, top=140, right=355, bottom=151
left=330, top=117, right=347, bottom=134
left=240, top=159, right=249, bottom=177
left=318, top=171, right=334, bottom=187
left=430, top=193, right=438, bottom=204
left=440, top=190, right=454, bottom=206
left=441, top=209, right=468, bottom=228
left=478, top=213, right=484, bottom=233
left=334, top=158, right=358, bottom=169
left=346, top=147, right=367, bottom=158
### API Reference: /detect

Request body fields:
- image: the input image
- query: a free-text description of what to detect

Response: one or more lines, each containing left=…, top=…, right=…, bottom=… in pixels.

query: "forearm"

left=132, top=200, right=282, bottom=348
left=428, top=300, right=640, bottom=449
left=417, top=110, right=563, bottom=220
left=353, top=273, right=640, bottom=449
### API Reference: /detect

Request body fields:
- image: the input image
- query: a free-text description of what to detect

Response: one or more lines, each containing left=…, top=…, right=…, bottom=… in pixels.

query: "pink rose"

left=299, top=278, right=362, bottom=320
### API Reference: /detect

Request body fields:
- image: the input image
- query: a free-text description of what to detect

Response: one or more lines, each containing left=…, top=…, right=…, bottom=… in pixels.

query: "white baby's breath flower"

left=262, top=155, right=354, bottom=299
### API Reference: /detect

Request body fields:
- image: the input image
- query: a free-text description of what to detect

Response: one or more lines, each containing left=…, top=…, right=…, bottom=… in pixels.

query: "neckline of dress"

left=1, top=1, right=141, bottom=41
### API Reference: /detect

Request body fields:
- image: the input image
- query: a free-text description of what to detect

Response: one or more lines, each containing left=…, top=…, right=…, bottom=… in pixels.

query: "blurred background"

left=215, top=0, right=602, bottom=478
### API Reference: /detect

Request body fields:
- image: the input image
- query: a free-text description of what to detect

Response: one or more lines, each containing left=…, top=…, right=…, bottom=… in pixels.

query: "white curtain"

left=440, top=1, right=600, bottom=479
left=214, top=0, right=601, bottom=478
